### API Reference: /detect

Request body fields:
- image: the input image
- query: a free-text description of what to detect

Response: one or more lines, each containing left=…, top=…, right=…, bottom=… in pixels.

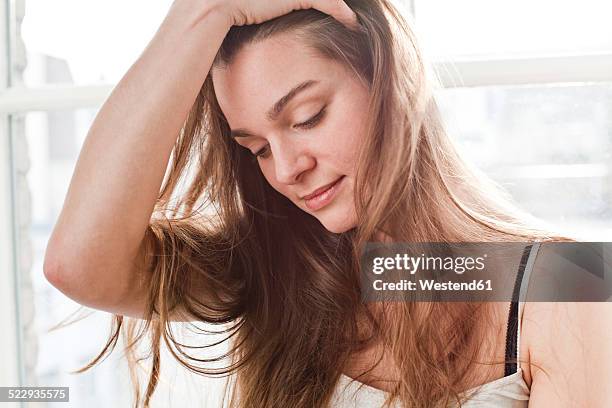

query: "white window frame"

left=1, top=0, right=23, bottom=393
left=432, top=52, right=612, bottom=88
left=0, top=0, right=611, bottom=393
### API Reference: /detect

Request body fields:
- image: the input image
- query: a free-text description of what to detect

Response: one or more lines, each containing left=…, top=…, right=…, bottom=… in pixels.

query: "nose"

left=272, top=140, right=315, bottom=185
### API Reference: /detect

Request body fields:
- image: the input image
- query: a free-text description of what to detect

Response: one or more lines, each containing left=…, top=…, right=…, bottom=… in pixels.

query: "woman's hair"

left=78, top=0, right=571, bottom=407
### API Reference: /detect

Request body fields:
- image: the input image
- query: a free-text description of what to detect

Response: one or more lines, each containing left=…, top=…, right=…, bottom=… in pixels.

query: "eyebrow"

left=230, top=79, right=319, bottom=139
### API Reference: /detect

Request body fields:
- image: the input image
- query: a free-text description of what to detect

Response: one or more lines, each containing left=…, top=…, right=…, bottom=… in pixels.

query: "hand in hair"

left=216, top=0, right=359, bottom=29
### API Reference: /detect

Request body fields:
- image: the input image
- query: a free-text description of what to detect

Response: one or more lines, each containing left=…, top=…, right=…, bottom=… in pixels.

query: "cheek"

left=324, top=105, right=367, bottom=170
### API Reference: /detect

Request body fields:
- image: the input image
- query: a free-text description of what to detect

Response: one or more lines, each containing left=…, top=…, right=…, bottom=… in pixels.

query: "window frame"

left=1, top=0, right=24, bottom=394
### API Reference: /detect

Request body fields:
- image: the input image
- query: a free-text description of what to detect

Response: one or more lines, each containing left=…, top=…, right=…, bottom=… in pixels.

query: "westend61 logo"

left=362, top=243, right=500, bottom=301
left=360, top=242, right=612, bottom=302
left=372, top=253, right=488, bottom=275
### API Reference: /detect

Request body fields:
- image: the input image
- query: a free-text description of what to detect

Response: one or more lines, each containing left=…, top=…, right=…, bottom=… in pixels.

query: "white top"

left=331, top=367, right=529, bottom=407
left=330, top=243, right=540, bottom=407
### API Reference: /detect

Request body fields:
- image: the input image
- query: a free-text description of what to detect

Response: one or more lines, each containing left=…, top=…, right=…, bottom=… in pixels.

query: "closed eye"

left=253, top=144, right=270, bottom=159
left=250, top=106, right=327, bottom=161
left=293, top=106, right=327, bottom=130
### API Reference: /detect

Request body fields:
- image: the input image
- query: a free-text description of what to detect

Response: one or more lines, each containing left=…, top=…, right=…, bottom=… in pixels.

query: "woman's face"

left=212, top=32, right=370, bottom=234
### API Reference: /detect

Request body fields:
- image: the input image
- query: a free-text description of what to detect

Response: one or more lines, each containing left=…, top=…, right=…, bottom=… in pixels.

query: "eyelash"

left=252, top=106, right=327, bottom=159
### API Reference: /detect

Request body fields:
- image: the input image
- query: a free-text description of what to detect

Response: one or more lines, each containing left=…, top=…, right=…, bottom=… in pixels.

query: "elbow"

left=43, top=248, right=67, bottom=291
left=43, top=242, right=133, bottom=313
left=43, top=230, right=74, bottom=291
left=43, top=248, right=85, bottom=303
left=43, top=244, right=98, bottom=306
left=43, top=229, right=98, bottom=299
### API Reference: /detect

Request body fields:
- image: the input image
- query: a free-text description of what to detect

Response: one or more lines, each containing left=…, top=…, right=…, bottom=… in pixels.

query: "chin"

left=317, top=210, right=357, bottom=234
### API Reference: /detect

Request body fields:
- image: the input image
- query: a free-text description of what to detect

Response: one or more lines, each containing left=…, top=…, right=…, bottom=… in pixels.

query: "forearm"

left=45, top=1, right=230, bottom=278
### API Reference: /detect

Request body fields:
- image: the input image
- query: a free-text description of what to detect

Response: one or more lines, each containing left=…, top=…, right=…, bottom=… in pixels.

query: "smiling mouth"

left=301, top=177, right=344, bottom=200
left=302, top=176, right=345, bottom=211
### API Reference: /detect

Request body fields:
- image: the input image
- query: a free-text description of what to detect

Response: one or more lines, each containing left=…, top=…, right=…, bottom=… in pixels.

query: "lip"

left=303, top=176, right=345, bottom=211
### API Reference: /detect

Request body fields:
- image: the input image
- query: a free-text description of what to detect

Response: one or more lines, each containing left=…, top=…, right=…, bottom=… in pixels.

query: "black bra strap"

left=504, top=244, right=534, bottom=376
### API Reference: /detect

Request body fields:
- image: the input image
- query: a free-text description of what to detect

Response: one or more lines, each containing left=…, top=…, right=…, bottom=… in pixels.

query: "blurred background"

left=1, top=0, right=611, bottom=407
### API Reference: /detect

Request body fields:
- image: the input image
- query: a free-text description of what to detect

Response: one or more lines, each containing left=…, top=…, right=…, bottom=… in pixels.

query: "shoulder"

left=522, top=301, right=612, bottom=406
left=520, top=242, right=612, bottom=405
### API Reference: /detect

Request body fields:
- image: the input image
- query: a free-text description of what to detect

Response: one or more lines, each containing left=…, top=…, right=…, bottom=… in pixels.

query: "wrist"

left=169, top=0, right=234, bottom=32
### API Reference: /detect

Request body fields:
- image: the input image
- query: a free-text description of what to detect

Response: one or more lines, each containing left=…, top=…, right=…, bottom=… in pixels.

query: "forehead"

left=211, top=33, right=348, bottom=126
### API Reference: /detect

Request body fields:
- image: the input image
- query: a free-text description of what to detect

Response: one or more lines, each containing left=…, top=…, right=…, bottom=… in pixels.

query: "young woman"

left=44, top=0, right=612, bottom=407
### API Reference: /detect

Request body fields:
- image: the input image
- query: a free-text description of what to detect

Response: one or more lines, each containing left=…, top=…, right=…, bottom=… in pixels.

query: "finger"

left=310, top=0, right=359, bottom=30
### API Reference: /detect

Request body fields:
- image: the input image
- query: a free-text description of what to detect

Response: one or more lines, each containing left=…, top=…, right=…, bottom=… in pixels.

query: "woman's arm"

left=43, top=0, right=357, bottom=320
left=525, top=301, right=612, bottom=407
left=43, top=0, right=232, bottom=318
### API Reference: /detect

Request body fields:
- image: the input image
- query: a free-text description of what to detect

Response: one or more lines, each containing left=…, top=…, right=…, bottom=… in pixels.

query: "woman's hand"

left=219, top=0, right=358, bottom=29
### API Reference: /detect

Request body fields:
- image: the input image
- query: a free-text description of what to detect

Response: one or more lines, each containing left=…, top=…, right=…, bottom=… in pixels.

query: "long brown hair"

left=78, top=1, right=571, bottom=406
